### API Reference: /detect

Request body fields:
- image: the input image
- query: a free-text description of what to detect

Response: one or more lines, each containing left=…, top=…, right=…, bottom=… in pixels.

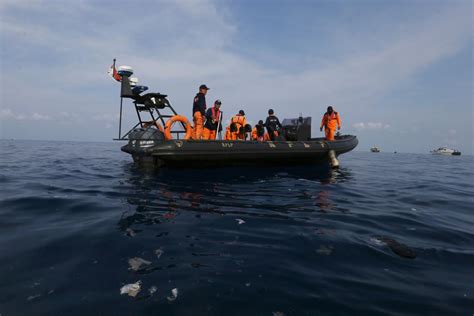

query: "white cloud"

left=0, top=109, right=51, bottom=121
left=92, top=113, right=119, bottom=122
left=353, top=122, right=365, bottom=130
left=352, top=122, right=391, bottom=130
left=32, top=112, right=51, bottom=120
left=0, top=1, right=471, bottom=153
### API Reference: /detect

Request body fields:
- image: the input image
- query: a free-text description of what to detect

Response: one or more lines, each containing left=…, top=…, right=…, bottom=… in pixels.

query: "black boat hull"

left=121, top=135, right=358, bottom=167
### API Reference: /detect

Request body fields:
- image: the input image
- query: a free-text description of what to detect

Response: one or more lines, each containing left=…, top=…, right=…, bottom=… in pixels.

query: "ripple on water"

left=0, top=141, right=473, bottom=316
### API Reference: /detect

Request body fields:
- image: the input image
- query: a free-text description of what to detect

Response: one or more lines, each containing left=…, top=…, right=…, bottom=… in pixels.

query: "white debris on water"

left=316, top=245, right=334, bottom=255
left=27, top=294, right=41, bottom=301
left=411, top=208, right=417, bottom=211
left=125, top=228, right=136, bottom=237
left=369, top=237, right=385, bottom=246
left=148, top=286, right=157, bottom=295
left=120, top=281, right=141, bottom=297
left=128, top=257, right=151, bottom=271
left=236, top=219, right=246, bottom=225
left=273, top=312, right=286, bottom=316
left=167, top=288, right=178, bottom=301
left=155, top=248, right=164, bottom=259
left=245, top=282, right=251, bottom=287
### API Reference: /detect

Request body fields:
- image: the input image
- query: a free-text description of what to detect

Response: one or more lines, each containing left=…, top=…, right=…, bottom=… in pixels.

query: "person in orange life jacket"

left=230, top=110, right=247, bottom=140
left=251, top=120, right=270, bottom=141
left=265, top=109, right=282, bottom=141
left=192, top=84, right=209, bottom=140
left=203, top=99, right=223, bottom=140
left=320, top=106, right=341, bottom=141
left=224, top=123, right=238, bottom=140
left=239, top=124, right=252, bottom=140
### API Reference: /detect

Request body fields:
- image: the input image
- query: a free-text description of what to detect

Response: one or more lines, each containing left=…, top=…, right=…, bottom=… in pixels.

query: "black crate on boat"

left=282, top=117, right=311, bottom=141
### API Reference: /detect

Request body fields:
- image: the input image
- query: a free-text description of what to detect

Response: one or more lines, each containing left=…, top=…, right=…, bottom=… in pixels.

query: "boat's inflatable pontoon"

left=110, top=60, right=359, bottom=168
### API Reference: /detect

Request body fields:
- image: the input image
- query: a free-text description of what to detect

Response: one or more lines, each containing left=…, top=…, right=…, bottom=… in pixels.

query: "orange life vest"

left=320, top=112, right=341, bottom=131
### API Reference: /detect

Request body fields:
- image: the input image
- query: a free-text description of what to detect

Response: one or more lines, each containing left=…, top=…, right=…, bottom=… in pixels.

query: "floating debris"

left=148, top=286, right=157, bottom=295
left=369, top=237, right=385, bottom=246
left=128, top=257, right=152, bottom=271
left=273, top=312, right=286, bottom=316
left=316, top=245, right=334, bottom=255
left=245, top=282, right=251, bottom=287
left=154, top=248, right=164, bottom=259
left=120, top=281, right=141, bottom=297
left=380, top=237, right=417, bottom=259
left=27, top=294, right=41, bottom=301
left=163, top=212, right=176, bottom=219
left=167, top=288, right=178, bottom=301
left=125, top=228, right=136, bottom=237
left=410, top=208, right=417, bottom=211
left=47, top=290, right=55, bottom=295
left=236, top=219, right=246, bottom=225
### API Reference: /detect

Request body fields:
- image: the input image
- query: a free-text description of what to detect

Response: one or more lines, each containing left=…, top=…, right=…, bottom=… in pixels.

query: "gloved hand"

left=320, top=127, right=323, bottom=132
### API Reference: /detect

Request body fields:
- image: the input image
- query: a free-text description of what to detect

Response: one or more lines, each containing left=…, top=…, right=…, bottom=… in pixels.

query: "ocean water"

left=0, top=139, right=473, bottom=316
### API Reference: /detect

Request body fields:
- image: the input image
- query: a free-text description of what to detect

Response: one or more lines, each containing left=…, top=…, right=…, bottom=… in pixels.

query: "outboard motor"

left=127, top=127, right=165, bottom=150
left=282, top=116, right=312, bottom=141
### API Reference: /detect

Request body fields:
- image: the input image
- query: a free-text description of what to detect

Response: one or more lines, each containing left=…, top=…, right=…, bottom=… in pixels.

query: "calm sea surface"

left=0, top=140, right=473, bottom=316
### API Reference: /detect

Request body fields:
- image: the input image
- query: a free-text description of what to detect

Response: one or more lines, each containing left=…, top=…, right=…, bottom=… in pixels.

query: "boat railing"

left=114, top=69, right=187, bottom=141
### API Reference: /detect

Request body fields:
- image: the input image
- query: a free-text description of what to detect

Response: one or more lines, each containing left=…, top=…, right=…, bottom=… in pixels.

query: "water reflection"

left=118, top=164, right=354, bottom=234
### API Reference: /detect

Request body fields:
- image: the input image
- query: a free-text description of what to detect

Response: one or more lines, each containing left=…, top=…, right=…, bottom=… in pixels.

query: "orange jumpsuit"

left=203, top=107, right=221, bottom=140
left=224, top=126, right=237, bottom=140
left=251, top=128, right=270, bottom=141
left=192, top=92, right=206, bottom=139
left=230, top=114, right=247, bottom=140
left=193, top=112, right=204, bottom=139
left=202, top=127, right=216, bottom=140
left=320, top=111, right=341, bottom=141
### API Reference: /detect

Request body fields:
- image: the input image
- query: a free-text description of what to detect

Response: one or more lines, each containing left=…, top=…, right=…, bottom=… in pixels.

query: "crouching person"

left=251, top=120, right=270, bottom=141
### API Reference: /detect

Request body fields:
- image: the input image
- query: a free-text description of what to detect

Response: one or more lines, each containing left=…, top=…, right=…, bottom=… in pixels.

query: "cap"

left=214, top=99, right=222, bottom=105
left=199, top=84, right=210, bottom=90
left=258, top=120, right=264, bottom=125
left=268, top=109, right=274, bottom=115
left=239, top=110, right=245, bottom=115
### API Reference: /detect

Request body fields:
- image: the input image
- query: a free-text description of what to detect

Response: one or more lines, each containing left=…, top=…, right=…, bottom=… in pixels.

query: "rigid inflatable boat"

left=110, top=61, right=358, bottom=168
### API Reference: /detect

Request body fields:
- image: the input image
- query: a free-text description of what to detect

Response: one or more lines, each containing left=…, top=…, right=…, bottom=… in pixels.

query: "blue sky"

left=0, top=0, right=472, bottom=154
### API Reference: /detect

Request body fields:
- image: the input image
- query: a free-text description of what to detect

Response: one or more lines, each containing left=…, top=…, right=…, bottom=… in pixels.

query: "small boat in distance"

left=431, top=147, right=461, bottom=156
left=370, top=146, right=380, bottom=153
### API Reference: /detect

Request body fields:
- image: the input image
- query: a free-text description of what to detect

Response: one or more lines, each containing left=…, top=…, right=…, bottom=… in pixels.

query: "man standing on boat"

left=203, top=99, right=223, bottom=140
left=320, top=106, right=341, bottom=141
left=192, top=84, right=209, bottom=140
left=265, top=109, right=282, bottom=141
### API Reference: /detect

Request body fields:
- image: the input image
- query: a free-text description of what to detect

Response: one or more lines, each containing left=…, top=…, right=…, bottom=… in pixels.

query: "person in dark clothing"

left=192, top=84, right=209, bottom=139
left=203, top=99, right=222, bottom=140
left=265, top=109, right=282, bottom=141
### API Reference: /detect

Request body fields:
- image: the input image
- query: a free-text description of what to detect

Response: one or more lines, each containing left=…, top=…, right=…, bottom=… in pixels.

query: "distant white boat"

left=430, top=146, right=461, bottom=156
left=370, top=146, right=380, bottom=153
